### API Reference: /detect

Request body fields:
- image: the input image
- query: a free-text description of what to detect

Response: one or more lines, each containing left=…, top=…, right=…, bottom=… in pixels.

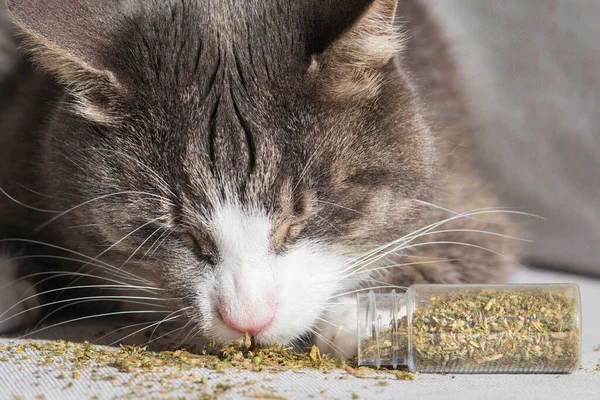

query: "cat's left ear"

left=312, top=0, right=402, bottom=100
left=7, top=0, right=125, bottom=123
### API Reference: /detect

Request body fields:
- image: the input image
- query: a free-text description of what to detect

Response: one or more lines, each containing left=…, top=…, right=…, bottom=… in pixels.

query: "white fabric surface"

left=1, top=268, right=599, bottom=400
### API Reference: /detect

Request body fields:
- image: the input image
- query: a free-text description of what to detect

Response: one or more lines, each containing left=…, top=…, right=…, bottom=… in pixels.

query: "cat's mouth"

left=209, top=305, right=279, bottom=346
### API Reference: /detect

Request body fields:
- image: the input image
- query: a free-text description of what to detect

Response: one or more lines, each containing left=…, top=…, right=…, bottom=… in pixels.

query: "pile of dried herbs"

left=411, top=288, right=580, bottom=373
left=1, top=333, right=409, bottom=399
left=0, top=334, right=345, bottom=375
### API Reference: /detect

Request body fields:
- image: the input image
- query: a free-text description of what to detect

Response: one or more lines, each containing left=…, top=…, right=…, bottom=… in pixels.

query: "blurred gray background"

left=429, top=1, right=600, bottom=276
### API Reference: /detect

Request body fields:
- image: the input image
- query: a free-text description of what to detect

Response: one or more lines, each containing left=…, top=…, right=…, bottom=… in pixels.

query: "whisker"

left=84, top=148, right=178, bottom=200
left=174, top=320, right=200, bottom=349
left=144, top=322, right=192, bottom=348
left=328, top=285, right=408, bottom=300
left=16, top=183, right=60, bottom=200
left=1, top=257, right=159, bottom=292
left=55, top=216, right=167, bottom=299
left=340, top=208, right=534, bottom=275
left=0, top=284, right=168, bottom=321
left=95, top=320, right=166, bottom=344
left=142, top=227, right=173, bottom=260
left=109, top=314, right=183, bottom=346
left=314, top=316, right=342, bottom=331
left=119, top=223, right=167, bottom=269
left=0, top=238, right=154, bottom=284
left=314, top=200, right=367, bottom=216
left=315, top=215, right=344, bottom=235
left=35, top=191, right=174, bottom=232
left=414, top=200, right=543, bottom=223
left=0, top=186, right=60, bottom=213
left=346, top=227, right=529, bottom=277
left=345, top=257, right=481, bottom=278
left=32, top=298, right=172, bottom=331
left=307, top=326, right=346, bottom=357
left=148, top=307, right=193, bottom=344
left=292, top=136, right=329, bottom=193
left=20, top=310, right=171, bottom=339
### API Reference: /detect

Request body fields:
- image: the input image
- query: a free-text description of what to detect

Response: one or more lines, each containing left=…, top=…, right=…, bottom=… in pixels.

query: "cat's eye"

left=183, top=233, right=198, bottom=248
left=274, top=223, right=303, bottom=250
left=183, top=232, right=216, bottom=263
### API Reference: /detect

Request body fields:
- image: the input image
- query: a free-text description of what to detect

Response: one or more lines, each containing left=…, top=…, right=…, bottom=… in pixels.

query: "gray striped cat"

left=0, top=0, right=515, bottom=356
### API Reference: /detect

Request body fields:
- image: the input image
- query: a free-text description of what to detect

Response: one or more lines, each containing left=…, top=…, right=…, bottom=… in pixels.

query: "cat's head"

left=8, top=0, right=436, bottom=346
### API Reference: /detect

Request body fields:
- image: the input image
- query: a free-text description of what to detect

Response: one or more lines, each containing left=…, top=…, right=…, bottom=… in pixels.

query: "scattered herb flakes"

left=376, top=381, right=389, bottom=386
left=345, top=366, right=372, bottom=377
left=395, top=371, right=415, bottom=381
left=352, top=393, right=360, bottom=399
left=248, top=391, right=290, bottom=399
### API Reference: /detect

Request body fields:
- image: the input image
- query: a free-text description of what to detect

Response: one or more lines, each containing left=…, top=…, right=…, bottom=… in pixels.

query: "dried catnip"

left=358, top=284, right=581, bottom=373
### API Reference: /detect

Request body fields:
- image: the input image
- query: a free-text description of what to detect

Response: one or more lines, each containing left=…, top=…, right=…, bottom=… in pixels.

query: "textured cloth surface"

left=1, top=268, right=599, bottom=400
left=428, top=1, right=600, bottom=275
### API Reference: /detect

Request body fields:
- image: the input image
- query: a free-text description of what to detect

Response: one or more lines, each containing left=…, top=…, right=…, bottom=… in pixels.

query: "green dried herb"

left=395, top=371, right=415, bottom=380
left=360, top=287, right=580, bottom=373
left=411, top=289, right=580, bottom=372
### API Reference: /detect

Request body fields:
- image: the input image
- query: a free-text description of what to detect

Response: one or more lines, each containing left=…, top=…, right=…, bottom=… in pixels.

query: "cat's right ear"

left=6, top=0, right=125, bottom=124
left=311, top=0, right=402, bottom=101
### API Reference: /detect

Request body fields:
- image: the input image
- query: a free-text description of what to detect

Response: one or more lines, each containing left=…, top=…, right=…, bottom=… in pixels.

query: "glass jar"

left=357, top=284, right=581, bottom=373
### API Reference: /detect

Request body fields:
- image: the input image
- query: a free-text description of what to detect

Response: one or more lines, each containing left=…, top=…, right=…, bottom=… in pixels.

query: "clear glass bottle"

left=357, top=284, right=581, bottom=373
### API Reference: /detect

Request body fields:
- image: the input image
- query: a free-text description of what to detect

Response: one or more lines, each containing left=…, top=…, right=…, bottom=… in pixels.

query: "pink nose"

left=218, top=303, right=275, bottom=335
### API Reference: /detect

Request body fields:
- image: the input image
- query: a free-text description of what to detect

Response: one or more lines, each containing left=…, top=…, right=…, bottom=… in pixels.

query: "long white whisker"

left=314, top=200, right=367, bottom=216
left=119, top=223, right=167, bottom=269
left=95, top=320, right=166, bottom=344
left=85, top=148, right=177, bottom=199
left=35, top=191, right=174, bottom=231
left=414, top=200, right=543, bottom=223
left=0, top=284, right=166, bottom=321
left=142, top=227, right=172, bottom=260
left=0, top=238, right=154, bottom=284
left=109, top=314, right=182, bottom=346
left=307, top=326, right=346, bottom=357
left=346, top=227, right=529, bottom=277
left=32, top=298, right=172, bottom=330
left=328, top=285, right=408, bottom=300
left=56, top=216, right=167, bottom=298
left=0, top=186, right=60, bottom=213
left=20, top=310, right=170, bottom=339
left=2, top=257, right=158, bottom=292
left=345, top=257, right=480, bottom=278
left=148, top=306, right=193, bottom=344
left=340, top=209, right=533, bottom=275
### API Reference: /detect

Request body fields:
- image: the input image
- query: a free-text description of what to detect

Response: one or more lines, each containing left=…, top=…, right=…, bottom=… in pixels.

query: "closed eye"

left=274, top=223, right=304, bottom=251
left=183, top=232, right=216, bottom=264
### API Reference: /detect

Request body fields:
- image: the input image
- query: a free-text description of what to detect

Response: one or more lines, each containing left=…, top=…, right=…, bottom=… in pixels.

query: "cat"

left=0, top=0, right=516, bottom=356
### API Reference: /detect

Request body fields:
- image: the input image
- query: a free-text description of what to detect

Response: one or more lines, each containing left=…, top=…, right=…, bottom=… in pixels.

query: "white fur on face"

left=195, top=200, right=357, bottom=345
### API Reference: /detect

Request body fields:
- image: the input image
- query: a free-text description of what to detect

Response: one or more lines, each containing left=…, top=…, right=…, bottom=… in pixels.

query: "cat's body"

left=0, top=0, right=515, bottom=355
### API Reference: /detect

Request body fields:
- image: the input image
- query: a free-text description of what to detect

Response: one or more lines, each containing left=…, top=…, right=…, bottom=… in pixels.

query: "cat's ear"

left=313, top=0, right=402, bottom=100
left=6, top=0, right=124, bottom=124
